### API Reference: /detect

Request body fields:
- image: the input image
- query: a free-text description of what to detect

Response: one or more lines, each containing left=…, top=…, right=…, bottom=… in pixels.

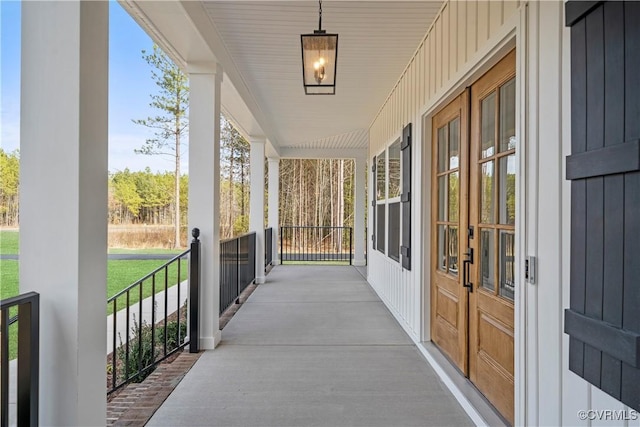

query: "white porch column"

left=353, top=156, right=367, bottom=266
left=249, top=137, right=266, bottom=283
left=20, top=2, right=108, bottom=425
left=267, top=157, right=280, bottom=265
left=188, top=64, right=223, bottom=349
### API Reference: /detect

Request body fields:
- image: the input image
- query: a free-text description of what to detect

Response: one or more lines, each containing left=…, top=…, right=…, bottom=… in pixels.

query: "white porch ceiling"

left=124, top=1, right=444, bottom=157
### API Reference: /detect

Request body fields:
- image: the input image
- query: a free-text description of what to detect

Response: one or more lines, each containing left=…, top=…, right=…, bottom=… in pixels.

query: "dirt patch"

left=108, top=225, right=188, bottom=249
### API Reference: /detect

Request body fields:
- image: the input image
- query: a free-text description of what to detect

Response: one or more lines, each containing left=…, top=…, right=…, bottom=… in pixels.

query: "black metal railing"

left=107, top=229, right=200, bottom=395
left=220, top=232, right=256, bottom=315
left=1, top=292, right=39, bottom=427
left=280, top=226, right=353, bottom=265
left=265, top=227, right=273, bottom=269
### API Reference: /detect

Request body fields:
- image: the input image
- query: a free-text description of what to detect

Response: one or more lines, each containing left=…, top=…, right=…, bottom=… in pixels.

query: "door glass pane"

left=388, top=140, right=401, bottom=198
left=481, top=161, right=495, bottom=223
left=448, top=226, right=459, bottom=275
left=449, top=117, right=460, bottom=169
left=377, top=153, right=386, bottom=201
left=480, top=229, right=495, bottom=291
left=438, top=176, right=447, bottom=221
left=499, top=78, right=516, bottom=152
left=438, top=125, right=448, bottom=172
left=499, top=155, right=516, bottom=225
left=481, top=92, right=496, bottom=158
left=438, top=225, right=447, bottom=271
left=499, top=231, right=515, bottom=300
left=449, top=171, right=459, bottom=222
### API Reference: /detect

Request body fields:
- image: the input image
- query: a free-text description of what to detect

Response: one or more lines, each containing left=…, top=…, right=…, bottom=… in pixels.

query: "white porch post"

left=353, top=156, right=367, bottom=266
left=249, top=137, right=266, bottom=283
left=20, top=2, right=108, bottom=425
left=188, top=64, right=223, bottom=349
left=267, top=157, right=280, bottom=265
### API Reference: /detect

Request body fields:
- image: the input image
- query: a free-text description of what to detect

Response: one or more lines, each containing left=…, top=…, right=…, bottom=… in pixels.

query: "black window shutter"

left=400, top=124, right=412, bottom=270
left=565, top=0, right=640, bottom=411
left=371, top=157, right=376, bottom=247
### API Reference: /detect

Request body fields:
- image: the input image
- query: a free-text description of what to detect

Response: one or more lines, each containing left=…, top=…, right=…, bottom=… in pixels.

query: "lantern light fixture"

left=300, top=0, right=338, bottom=95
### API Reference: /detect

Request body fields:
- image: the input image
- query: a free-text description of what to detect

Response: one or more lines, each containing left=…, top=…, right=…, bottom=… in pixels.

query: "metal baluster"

left=112, top=300, right=117, bottom=390
left=164, top=266, right=168, bottom=357
left=151, top=275, right=156, bottom=363
left=125, top=290, right=130, bottom=382
left=177, top=258, right=181, bottom=345
left=1, top=308, right=9, bottom=427
left=138, top=283, right=143, bottom=375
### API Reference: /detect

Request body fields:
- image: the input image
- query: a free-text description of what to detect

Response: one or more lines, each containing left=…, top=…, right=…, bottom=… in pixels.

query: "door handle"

left=463, top=248, right=473, bottom=292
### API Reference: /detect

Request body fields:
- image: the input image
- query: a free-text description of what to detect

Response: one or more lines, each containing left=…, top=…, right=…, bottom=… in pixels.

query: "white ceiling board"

left=126, top=1, right=443, bottom=155
left=203, top=1, right=442, bottom=151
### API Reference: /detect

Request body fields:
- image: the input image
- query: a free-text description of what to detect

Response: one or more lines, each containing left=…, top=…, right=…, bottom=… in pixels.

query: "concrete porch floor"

left=147, top=265, right=473, bottom=427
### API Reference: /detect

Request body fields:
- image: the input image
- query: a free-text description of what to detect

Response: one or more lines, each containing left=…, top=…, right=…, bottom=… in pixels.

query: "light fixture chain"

left=318, top=0, right=323, bottom=31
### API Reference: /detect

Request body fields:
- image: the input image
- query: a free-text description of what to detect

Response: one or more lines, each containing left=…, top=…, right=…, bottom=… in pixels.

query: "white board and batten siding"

left=368, top=1, right=640, bottom=426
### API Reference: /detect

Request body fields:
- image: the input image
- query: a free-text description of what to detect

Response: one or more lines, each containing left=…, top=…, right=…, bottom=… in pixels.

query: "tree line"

left=0, top=119, right=254, bottom=241
left=0, top=149, right=19, bottom=227
left=2, top=147, right=358, bottom=231
left=279, top=158, right=355, bottom=229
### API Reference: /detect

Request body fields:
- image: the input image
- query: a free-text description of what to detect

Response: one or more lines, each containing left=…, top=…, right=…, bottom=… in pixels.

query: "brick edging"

left=106, top=351, right=202, bottom=426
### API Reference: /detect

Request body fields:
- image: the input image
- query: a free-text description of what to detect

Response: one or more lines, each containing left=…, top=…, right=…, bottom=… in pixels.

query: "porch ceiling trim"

left=278, top=147, right=367, bottom=160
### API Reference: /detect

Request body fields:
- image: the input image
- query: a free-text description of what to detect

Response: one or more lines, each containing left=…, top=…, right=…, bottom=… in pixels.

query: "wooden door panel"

left=434, top=287, right=462, bottom=365
left=468, top=50, right=516, bottom=425
left=430, top=92, right=469, bottom=374
left=435, top=287, right=459, bottom=329
left=476, top=310, right=514, bottom=374
left=477, top=289, right=515, bottom=327
left=475, top=349, right=515, bottom=423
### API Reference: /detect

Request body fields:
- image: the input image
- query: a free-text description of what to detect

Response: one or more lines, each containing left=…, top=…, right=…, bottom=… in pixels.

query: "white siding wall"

left=369, top=1, right=640, bottom=425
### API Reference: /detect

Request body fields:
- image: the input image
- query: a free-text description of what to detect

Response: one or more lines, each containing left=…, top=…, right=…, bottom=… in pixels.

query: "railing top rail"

left=281, top=226, right=352, bottom=230
left=220, top=231, right=257, bottom=245
left=0, top=291, right=39, bottom=311
left=107, top=249, right=190, bottom=302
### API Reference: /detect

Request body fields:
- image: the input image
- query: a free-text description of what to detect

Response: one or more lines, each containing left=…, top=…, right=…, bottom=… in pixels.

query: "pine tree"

left=133, top=45, right=189, bottom=248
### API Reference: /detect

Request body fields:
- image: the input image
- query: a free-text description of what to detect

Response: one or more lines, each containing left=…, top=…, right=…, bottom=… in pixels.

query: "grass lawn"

left=1, top=230, right=188, bottom=359
left=1, top=260, right=19, bottom=360
left=107, top=259, right=188, bottom=312
left=108, top=248, right=184, bottom=255
left=0, top=230, right=18, bottom=255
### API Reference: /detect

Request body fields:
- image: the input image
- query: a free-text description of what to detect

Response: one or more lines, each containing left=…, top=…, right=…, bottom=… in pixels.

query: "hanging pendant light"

left=301, top=0, right=338, bottom=95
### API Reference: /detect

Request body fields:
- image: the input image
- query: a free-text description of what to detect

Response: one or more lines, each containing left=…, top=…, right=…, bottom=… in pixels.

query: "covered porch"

left=147, top=265, right=479, bottom=426
left=15, top=0, right=640, bottom=426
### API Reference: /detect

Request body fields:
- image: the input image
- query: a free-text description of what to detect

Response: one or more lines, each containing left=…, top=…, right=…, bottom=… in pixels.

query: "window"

left=372, top=124, right=411, bottom=267
left=374, top=138, right=402, bottom=261
left=387, top=140, right=401, bottom=261
left=388, top=141, right=401, bottom=198
left=388, top=202, right=400, bottom=261
left=376, top=153, right=386, bottom=202
left=375, top=151, right=386, bottom=253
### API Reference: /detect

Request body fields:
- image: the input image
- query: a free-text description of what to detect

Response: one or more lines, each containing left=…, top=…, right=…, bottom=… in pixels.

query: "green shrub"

left=117, top=314, right=188, bottom=384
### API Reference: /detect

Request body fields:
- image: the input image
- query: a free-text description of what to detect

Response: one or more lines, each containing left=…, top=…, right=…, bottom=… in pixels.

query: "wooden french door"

left=431, top=50, right=516, bottom=425
left=431, top=91, right=470, bottom=374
